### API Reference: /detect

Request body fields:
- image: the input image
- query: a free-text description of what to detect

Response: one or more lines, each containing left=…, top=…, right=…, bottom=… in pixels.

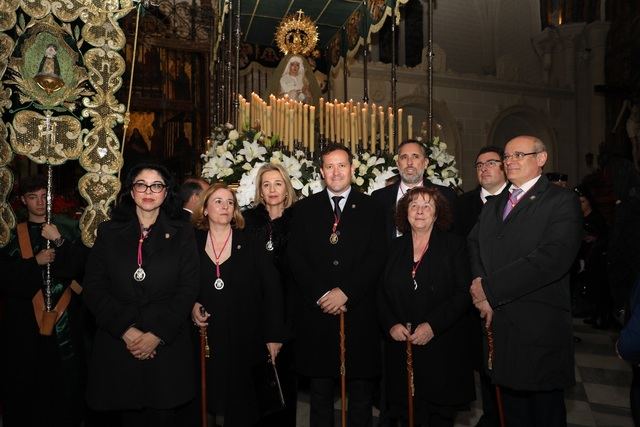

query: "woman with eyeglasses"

left=191, top=183, right=284, bottom=426
left=83, top=162, right=200, bottom=426
left=378, top=186, right=474, bottom=427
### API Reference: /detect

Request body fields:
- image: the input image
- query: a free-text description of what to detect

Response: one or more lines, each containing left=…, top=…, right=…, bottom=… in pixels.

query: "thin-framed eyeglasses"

left=475, top=159, right=502, bottom=170
left=133, top=182, right=166, bottom=193
left=502, top=151, right=539, bottom=162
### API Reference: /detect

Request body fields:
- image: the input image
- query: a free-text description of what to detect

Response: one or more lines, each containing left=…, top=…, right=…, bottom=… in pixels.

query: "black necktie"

left=332, top=196, right=343, bottom=220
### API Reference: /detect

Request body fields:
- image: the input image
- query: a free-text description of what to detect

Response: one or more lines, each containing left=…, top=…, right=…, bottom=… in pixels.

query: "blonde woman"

left=191, top=184, right=284, bottom=426
left=243, top=163, right=298, bottom=426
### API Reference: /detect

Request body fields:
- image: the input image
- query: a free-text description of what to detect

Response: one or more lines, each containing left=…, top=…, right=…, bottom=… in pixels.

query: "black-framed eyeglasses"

left=503, top=151, right=539, bottom=162
left=475, top=159, right=502, bottom=170
left=133, top=182, right=166, bottom=193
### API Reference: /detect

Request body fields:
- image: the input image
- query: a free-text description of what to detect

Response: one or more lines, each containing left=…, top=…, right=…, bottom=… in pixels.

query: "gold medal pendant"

left=330, top=232, right=339, bottom=244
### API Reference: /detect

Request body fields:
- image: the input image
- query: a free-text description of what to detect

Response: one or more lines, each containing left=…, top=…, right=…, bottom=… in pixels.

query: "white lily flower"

left=280, top=154, right=303, bottom=179
left=238, top=140, right=267, bottom=162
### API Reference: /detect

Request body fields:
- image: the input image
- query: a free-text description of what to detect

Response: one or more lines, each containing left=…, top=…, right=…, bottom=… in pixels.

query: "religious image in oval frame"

left=267, top=54, right=321, bottom=107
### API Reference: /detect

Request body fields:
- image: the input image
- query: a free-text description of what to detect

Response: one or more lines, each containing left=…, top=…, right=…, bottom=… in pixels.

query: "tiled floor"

left=295, top=319, right=635, bottom=426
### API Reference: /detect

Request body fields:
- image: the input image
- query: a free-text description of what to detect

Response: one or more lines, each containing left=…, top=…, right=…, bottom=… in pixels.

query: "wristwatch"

left=53, top=236, right=65, bottom=247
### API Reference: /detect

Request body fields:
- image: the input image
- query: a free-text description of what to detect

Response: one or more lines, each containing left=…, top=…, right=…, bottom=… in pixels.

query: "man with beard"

left=372, top=139, right=457, bottom=242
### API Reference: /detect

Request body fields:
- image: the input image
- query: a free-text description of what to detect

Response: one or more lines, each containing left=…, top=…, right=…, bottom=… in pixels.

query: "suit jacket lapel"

left=503, top=176, right=548, bottom=223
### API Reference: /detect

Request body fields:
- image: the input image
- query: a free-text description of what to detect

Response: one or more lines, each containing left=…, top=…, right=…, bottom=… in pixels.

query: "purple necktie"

left=502, top=188, right=523, bottom=220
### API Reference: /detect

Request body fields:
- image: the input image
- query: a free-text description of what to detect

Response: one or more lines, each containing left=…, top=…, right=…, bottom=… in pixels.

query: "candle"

left=289, top=108, right=294, bottom=151
left=370, top=112, right=376, bottom=153
left=310, top=105, right=316, bottom=154
left=398, top=108, right=403, bottom=145
left=379, top=110, right=385, bottom=151
left=362, top=108, right=368, bottom=152
left=388, top=112, right=394, bottom=153
left=266, top=106, right=272, bottom=137
left=343, top=107, right=348, bottom=144
left=325, top=103, right=330, bottom=139
left=407, top=115, right=413, bottom=140
left=319, top=98, right=324, bottom=136
left=350, top=112, right=357, bottom=153
left=303, top=104, right=309, bottom=148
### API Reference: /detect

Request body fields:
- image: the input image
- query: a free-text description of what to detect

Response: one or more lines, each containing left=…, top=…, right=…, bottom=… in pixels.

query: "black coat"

left=195, top=228, right=284, bottom=425
left=287, top=188, right=386, bottom=378
left=371, top=178, right=457, bottom=242
left=378, top=230, right=474, bottom=417
left=243, top=205, right=294, bottom=336
left=454, top=186, right=483, bottom=238
left=468, top=175, right=582, bottom=391
left=83, top=212, right=200, bottom=410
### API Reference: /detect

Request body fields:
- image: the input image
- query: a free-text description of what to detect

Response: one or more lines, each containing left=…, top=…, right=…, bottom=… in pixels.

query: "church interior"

left=0, top=0, right=639, bottom=426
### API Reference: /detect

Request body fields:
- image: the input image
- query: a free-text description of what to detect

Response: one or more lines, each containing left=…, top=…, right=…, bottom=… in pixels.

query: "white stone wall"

left=329, top=0, right=608, bottom=191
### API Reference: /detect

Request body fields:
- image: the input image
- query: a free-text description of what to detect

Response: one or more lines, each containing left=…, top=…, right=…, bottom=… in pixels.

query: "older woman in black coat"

left=83, top=163, right=200, bottom=426
left=191, top=183, right=285, bottom=426
left=378, top=186, right=474, bottom=427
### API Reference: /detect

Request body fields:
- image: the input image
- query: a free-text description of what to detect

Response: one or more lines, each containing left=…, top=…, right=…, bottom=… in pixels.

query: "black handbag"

left=251, top=352, right=286, bottom=416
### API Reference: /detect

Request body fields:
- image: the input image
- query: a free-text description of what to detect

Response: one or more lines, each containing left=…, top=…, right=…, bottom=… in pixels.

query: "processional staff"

left=199, top=306, right=210, bottom=427
left=486, top=324, right=506, bottom=427
left=406, top=322, right=415, bottom=427
left=339, top=311, right=347, bottom=427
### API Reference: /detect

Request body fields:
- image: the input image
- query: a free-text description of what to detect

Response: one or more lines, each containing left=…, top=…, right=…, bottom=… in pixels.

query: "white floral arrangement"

left=201, top=124, right=462, bottom=208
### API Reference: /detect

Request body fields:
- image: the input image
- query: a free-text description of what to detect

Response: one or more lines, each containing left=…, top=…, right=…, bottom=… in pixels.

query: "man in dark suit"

left=456, top=146, right=508, bottom=237
left=456, top=146, right=507, bottom=427
left=288, top=143, right=386, bottom=427
left=469, top=135, right=582, bottom=427
left=371, top=139, right=457, bottom=241
left=178, top=177, right=209, bottom=220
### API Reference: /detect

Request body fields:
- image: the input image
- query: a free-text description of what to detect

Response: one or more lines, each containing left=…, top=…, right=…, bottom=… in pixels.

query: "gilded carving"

left=0, top=167, right=16, bottom=247
left=0, top=0, right=132, bottom=247
left=78, top=172, right=120, bottom=244
left=0, top=0, right=20, bottom=32
left=9, top=110, right=84, bottom=164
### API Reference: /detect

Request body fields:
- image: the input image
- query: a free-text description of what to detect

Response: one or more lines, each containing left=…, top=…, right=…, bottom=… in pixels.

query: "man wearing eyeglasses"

left=454, top=146, right=507, bottom=427
left=456, top=146, right=508, bottom=238
left=468, top=135, right=582, bottom=426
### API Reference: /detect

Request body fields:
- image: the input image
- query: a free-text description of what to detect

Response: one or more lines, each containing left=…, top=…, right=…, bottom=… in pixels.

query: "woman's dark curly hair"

left=395, top=186, right=453, bottom=234
left=111, top=162, right=181, bottom=221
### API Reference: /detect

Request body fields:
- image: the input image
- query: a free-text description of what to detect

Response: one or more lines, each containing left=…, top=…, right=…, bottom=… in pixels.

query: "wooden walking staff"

left=406, top=322, right=415, bottom=427
left=199, top=306, right=210, bottom=427
left=339, top=311, right=347, bottom=427
left=486, top=325, right=506, bottom=427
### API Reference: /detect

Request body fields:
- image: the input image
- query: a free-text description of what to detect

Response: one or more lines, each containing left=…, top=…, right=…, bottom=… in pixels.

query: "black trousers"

left=501, top=387, right=566, bottom=427
left=309, top=377, right=374, bottom=427
left=476, top=370, right=500, bottom=427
